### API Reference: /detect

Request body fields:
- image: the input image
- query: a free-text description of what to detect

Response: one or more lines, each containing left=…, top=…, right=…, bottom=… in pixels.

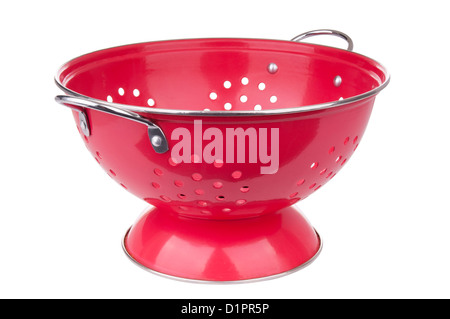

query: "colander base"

left=122, top=206, right=321, bottom=282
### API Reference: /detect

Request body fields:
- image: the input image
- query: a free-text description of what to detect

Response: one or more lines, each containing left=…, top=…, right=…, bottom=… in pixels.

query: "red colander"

left=55, top=29, right=389, bottom=282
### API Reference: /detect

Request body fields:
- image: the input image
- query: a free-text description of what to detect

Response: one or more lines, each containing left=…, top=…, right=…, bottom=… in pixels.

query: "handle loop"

left=291, top=29, right=354, bottom=51
left=55, top=95, right=169, bottom=154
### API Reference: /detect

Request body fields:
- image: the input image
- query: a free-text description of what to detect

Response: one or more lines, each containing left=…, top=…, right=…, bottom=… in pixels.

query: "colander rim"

left=55, top=37, right=390, bottom=117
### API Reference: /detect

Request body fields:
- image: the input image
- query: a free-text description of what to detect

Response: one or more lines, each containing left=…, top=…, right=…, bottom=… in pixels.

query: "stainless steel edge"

left=55, top=75, right=390, bottom=118
left=121, top=226, right=323, bottom=284
left=291, top=29, right=354, bottom=51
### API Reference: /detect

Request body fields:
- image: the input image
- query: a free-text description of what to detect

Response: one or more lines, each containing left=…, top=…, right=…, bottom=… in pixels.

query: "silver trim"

left=55, top=77, right=389, bottom=117
left=121, top=226, right=322, bottom=284
left=291, top=29, right=354, bottom=51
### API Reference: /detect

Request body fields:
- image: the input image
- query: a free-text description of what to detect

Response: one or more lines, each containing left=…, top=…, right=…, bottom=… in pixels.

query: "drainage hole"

left=240, top=186, right=250, bottom=193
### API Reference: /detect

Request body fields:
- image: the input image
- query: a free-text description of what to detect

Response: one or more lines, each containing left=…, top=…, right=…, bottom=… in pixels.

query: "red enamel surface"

left=57, top=38, right=388, bottom=280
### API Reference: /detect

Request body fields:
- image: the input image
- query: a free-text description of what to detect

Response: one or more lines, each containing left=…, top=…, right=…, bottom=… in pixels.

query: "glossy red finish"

left=70, top=102, right=375, bottom=219
left=124, top=206, right=320, bottom=281
left=56, top=38, right=389, bottom=280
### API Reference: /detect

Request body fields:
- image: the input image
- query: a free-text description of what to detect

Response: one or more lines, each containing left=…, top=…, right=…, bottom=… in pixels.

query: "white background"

left=1, top=0, right=449, bottom=299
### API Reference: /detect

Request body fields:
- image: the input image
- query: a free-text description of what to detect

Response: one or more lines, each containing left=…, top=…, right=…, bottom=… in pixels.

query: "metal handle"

left=55, top=95, right=169, bottom=154
left=291, top=29, right=354, bottom=51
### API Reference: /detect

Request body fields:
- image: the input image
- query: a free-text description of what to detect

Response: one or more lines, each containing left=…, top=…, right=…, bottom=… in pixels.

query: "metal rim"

left=121, top=226, right=322, bottom=284
left=55, top=37, right=390, bottom=117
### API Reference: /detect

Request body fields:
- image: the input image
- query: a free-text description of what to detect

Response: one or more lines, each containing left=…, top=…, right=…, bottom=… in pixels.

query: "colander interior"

left=57, top=38, right=387, bottom=113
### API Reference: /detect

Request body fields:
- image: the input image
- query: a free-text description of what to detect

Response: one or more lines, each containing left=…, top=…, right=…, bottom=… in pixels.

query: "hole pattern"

left=291, top=135, right=360, bottom=200
left=201, top=66, right=283, bottom=111
left=96, top=60, right=357, bottom=212
left=106, top=64, right=285, bottom=113
left=106, top=85, right=159, bottom=107
left=129, top=134, right=361, bottom=216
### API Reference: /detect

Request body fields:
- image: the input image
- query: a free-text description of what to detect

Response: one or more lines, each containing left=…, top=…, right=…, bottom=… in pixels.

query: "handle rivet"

left=78, top=112, right=90, bottom=137
left=333, top=75, right=342, bottom=87
left=267, top=63, right=279, bottom=74
left=151, top=135, right=163, bottom=147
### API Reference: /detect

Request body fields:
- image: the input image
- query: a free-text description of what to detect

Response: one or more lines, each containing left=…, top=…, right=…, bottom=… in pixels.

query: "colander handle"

left=291, top=29, right=354, bottom=51
left=55, top=95, right=169, bottom=154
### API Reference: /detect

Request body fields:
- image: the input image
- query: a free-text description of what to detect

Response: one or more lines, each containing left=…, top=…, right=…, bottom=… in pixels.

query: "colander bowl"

left=55, top=30, right=389, bottom=282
